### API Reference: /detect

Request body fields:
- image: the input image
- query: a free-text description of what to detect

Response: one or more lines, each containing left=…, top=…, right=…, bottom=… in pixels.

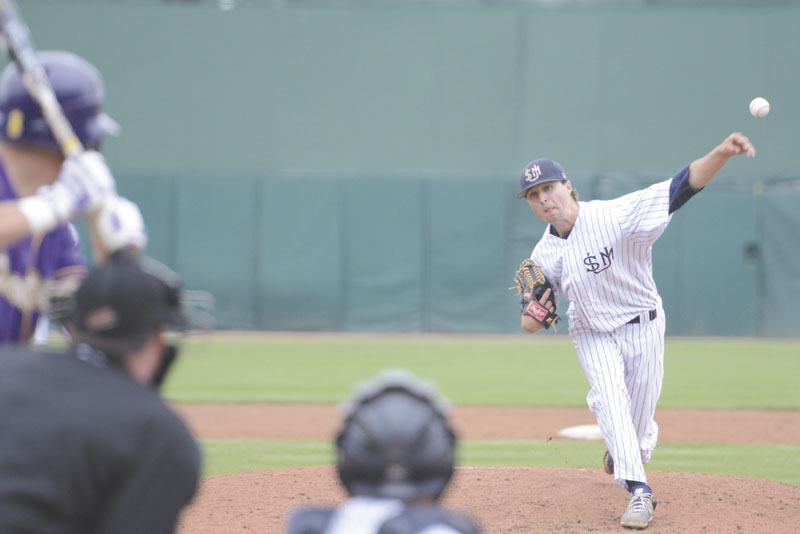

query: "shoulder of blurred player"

left=286, top=506, right=335, bottom=534
left=379, top=503, right=482, bottom=534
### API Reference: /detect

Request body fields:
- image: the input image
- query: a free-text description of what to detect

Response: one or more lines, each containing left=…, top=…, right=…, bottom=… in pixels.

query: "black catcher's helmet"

left=335, top=370, right=456, bottom=501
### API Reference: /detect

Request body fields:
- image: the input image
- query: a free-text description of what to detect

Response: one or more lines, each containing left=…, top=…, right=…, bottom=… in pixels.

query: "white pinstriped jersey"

left=525, top=166, right=698, bottom=490
left=530, top=178, right=673, bottom=333
left=324, top=498, right=405, bottom=534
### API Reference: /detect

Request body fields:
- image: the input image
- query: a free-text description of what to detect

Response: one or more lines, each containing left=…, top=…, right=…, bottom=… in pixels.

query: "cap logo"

left=85, top=306, right=119, bottom=332
left=524, top=164, right=542, bottom=182
left=6, top=109, right=23, bottom=140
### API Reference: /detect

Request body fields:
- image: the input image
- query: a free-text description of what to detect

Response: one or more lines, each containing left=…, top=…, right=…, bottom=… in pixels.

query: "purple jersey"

left=0, top=159, right=85, bottom=343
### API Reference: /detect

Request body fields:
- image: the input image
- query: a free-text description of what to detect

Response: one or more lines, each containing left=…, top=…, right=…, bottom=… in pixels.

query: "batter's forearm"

left=0, top=202, right=36, bottom=248
left=87, top=212, right=112, bottom=264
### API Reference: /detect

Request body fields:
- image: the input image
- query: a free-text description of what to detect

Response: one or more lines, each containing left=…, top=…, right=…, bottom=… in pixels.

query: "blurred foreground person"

left=287, top=370, right=482, bottom=534
left=0, top=253, right=201, bottom=533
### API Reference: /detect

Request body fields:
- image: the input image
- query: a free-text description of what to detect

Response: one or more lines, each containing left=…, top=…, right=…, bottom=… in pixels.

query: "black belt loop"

left=627, top=309, right=657, bottom=325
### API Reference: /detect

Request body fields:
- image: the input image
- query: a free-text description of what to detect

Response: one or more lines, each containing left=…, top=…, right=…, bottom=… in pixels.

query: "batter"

left=517, top=132, right=756, bottom=529
left=0, top=51, right=119, bottom=343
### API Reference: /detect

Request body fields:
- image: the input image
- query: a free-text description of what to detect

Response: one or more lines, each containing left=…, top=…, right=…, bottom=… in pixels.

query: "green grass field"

left=164, top=334, right=800, bottom=484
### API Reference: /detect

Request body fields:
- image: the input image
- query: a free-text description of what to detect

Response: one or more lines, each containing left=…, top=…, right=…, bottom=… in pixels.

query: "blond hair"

left=562, top=179, right=579, bottom=202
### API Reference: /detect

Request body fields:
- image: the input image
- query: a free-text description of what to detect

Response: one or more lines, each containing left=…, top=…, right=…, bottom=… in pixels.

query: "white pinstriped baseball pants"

left=568, top=309, right=666, bottom=491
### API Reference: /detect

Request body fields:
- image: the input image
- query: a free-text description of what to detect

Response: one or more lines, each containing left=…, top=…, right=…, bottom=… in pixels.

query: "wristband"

left=18, top=196, right=59, bottom=234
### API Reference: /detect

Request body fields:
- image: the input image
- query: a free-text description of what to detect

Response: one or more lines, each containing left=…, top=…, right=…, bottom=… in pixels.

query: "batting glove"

left=18, top=151, right=117, bottom=234
left=94, top=196, right=148, bottom=256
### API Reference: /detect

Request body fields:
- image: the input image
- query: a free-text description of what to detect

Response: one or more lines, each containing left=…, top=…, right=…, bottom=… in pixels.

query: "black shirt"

left=0, top=345, right=200, bottom=533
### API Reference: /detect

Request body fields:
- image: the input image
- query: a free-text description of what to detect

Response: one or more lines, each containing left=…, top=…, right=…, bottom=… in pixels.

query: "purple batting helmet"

left=0, top=51, right=120, bottom=152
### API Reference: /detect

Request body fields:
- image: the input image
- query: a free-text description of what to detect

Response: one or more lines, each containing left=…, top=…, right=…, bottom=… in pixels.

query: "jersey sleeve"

left=609, top=178, right=673, bottom=245
left=377, top=505, right=482, bottom=534
left=56, top=223, right=86, bottom=272
left=39, top=223, right=86, bottom=278
left=667, top=164, right=700, bottom=214
left=91, top=411, right=201, bottom=534
left=286, top=507, right=336, bottom=534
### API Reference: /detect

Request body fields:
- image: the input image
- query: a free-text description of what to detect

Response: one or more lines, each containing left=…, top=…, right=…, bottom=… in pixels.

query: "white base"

left=557, top=424, right=603, bottom=440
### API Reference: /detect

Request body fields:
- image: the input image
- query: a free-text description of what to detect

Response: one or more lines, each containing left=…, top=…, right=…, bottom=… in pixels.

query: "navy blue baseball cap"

left=516, top=158, right=568, bottom=199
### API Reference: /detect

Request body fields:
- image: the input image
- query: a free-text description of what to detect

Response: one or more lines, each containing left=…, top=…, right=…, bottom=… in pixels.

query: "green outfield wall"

left=13, top=1, right=800, bottom=336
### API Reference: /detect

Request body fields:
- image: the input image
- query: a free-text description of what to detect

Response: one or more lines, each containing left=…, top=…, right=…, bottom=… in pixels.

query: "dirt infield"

left=175, top=404, right=800, bottom=533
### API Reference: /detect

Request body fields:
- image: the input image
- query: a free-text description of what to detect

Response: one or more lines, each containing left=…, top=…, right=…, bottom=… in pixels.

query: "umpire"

left=0, top=252, right=201, bottom=533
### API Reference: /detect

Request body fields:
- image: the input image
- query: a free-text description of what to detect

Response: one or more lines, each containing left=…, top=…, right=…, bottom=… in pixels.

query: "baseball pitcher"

left=513, top=132, right=756, bottom=529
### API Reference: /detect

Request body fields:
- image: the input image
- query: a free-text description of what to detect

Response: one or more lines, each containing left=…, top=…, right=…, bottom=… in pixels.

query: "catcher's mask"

left=335, top=370, right=456, bottom=501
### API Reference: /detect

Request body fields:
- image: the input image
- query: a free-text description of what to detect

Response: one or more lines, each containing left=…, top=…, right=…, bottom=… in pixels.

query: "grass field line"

left=195, top=330, right=800, bottom=343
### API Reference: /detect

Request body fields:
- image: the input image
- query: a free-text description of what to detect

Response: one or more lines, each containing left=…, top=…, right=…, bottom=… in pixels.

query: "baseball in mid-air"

left=749, top=97, right=770, bottom=118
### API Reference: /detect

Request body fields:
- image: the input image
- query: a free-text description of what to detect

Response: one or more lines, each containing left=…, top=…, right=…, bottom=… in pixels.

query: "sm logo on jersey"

left=524, top=165, right=542, bottom=182
left=584, top=247, right=614, bottom=274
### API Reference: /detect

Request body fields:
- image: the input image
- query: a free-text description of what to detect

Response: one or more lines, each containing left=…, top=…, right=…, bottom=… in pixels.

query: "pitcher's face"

left=525, top=180, right=575, bottom=225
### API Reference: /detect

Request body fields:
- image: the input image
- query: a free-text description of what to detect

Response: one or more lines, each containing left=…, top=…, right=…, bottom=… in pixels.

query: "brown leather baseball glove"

left=510, top=259, right=560, bottom=330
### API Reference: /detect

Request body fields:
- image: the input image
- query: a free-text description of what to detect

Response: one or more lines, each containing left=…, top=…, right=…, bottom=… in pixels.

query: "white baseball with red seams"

left=749, top=97, right=770, bottom=118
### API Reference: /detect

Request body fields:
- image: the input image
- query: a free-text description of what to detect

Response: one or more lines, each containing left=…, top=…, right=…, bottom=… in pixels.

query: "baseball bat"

left=0, top=0, right=125, bottom=265
left=0, top=0, right=83, bottom=157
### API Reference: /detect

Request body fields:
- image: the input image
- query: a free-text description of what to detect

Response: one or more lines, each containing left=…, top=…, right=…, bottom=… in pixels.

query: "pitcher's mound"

left=178, top=465, right=800, bottom=534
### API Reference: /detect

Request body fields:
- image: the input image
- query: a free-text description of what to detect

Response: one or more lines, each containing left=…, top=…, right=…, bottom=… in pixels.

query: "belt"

left=627, top=309, right=657, bottom=324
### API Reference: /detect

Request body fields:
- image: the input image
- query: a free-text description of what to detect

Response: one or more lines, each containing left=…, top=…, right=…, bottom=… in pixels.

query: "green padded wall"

left=22, top=1, right=800, bottom=336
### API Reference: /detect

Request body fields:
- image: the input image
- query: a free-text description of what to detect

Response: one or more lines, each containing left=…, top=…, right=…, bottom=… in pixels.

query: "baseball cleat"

left=620, top=488, right=657, bottom=529
left=603, top=449, right=614, bottom=475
